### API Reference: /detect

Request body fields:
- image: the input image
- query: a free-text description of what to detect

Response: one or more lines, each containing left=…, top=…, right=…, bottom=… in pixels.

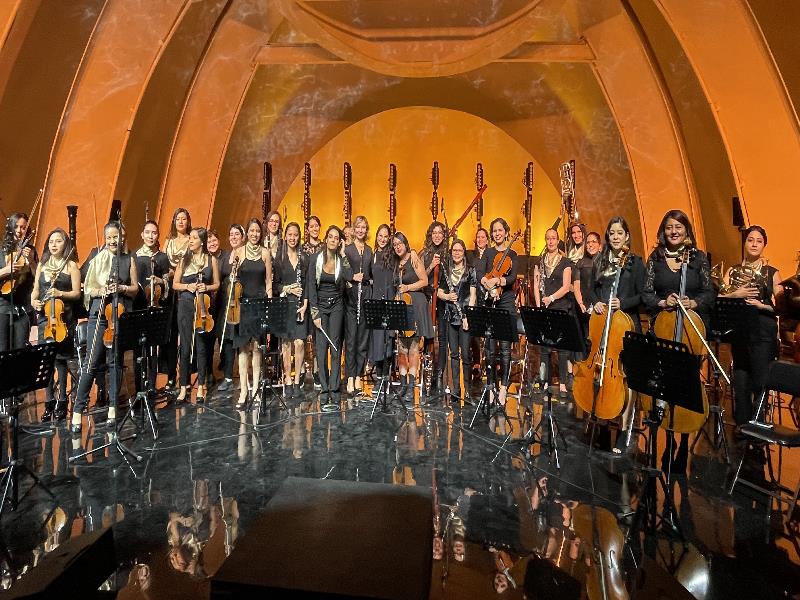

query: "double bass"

left=573, top=248, right=634, bottom=420
left=643, top=243, right=710, bottom=432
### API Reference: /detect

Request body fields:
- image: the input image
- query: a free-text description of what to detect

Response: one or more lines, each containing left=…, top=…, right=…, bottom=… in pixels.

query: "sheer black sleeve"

left=620, top=255, right=646, bottom=312
left=641, top=254, right=661, bottom=311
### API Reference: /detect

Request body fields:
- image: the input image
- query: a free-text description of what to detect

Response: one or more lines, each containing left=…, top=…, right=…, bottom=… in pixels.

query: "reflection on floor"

left=1, top=377, right=799, bottom=599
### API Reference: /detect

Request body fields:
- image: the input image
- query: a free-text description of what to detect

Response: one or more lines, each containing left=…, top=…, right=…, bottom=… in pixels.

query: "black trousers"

left=0, top=307, right=30, bottom=351
left=315, top=300, right=344, bottom=392
left=178, top=297, right=210, bottom=387
left=539, top=346, right=570, bottom=386
left=486, top=339, right=512, bottom=388
left=158, top=297, right=179, bottom=382
left=445, top=321, right=471, bottom=394
left=74, top=312, right=121, bottom=413
left=344, top=293, right=369, bottom=378
left=436, top=312, right=448, bottom=375
left=732, top=336, right=778, bottom=425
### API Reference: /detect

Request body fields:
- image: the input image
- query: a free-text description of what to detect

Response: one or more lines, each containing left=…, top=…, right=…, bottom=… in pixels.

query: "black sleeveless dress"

left=37, top=270, right=76, bottom=357
left=233, top=255, right=266, bottom=348
left=275, top=252, right=308, bottom=341
left=398, top=260, right=434, bottom=339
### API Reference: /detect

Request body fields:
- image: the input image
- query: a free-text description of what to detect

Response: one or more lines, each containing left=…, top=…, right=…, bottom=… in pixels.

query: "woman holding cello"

left=71, top=221, right=138, bottom=433
left=642, top=209, right=715, bottom=473
left=388, top=231, right=432, bottom=403
left=31, top=228, right=81, bottom=422
left=172, top=227, right=220, bottom=403
left=578, top=217, right=645, bottom=452
left=479, top=218, right=519, bottom=406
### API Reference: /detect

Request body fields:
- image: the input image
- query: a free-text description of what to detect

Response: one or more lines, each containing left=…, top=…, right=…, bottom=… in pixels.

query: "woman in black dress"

left=344, top=215, right=373, bottom=395
left=307, top=226, right=351, bottom=406
left=390, top=231, right=433, bottom=403
left=71, top=222, right=138, bottom=433
left=588, top=217, right=646, bottom=451
left=478, top=218, right=520, bottom=406
left=572, top=230, right=601, bottom=344
left=173, top=228, right=220, bottom=403
left=275, top=222, right=308, bottom=399
left=231, top=219, right=272, bottom=408
left=31, top=228, right=81, bottom=421
left=421, top=221, right=448, bottom=390
left=437, top=239, right=477, bottom=401
left=719, top=225, right=783, bottom=426
left=642, top=209, right=715, bottom=472
left=302, top=215, right=322, bottom=387
left=0, top=212, right=37, bottom=351
left=163, top=208, right=192, bottom=387
left=215, top=224, right=245, bottom=392
left=368, top=224, right=394, bottom=382
left=533, top=228, right=572, bottom=396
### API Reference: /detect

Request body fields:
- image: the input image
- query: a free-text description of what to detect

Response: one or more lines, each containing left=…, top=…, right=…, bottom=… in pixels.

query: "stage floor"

left=1, top=377, right=799, bottom=599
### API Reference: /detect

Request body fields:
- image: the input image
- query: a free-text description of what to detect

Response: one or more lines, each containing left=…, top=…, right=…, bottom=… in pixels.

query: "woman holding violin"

left=231, top=219, right=272, bottom=409
left=421, top=221, right=448, bottom=390
left=173, top=227, right=220, bottom=403
left=478, top=218, right=519, bottom=406
left=532, top=229, right=573, bottom=398
left=719, top=225, right=783, bottom=427
left=642, top=209, right=715, bottom=473
left=0, top=212, right=37, bottom=351
left=344, top=215, right=372, bottom=395
left=71, top=221, right=138, bottom=433
left=388, top=231, right=432, bottom=403
left=307, top=226, right=352, bottom=405
left=275, top=222, right=308, bottom=399
left=31, top=228, right=81, bottom=422
left=437, top=239, right=477, bottom=401
left=214, top=224, right=245, bottom=392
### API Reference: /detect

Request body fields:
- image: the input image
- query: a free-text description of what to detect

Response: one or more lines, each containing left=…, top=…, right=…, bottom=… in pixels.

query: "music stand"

left=241, top=297, right=290, bottom=412
left=621, top=332, right=703, bottom=544
left=518, top=307, right=585, bottom=468
left=117, top=308, right=169, bottom=440
left=465, top=306, right=517, bottom=429
left=364, top=299, right=409, bottom=418
left=0, top=343, right=57, bottom=518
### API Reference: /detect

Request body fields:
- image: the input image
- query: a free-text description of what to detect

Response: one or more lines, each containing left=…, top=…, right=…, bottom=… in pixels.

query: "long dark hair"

left=41, top=227, right=74, bottom=264
left=373, top=223, right=391, bottom=255
left=3, top=212, right=28, bottom=253
left=181, top=227, right=208, bottom=270
left=654, top=209, right=697, bottom=258
left=566, top=222, right=587, bottom=256
left=422, top=221, right=445, bottom=258
left=594, top=216, right=632, bottom=280
left=245, top=218, right=263, bottom=245
left=387, top=231, right=412, bottom=272
left=168, top=208, right=191, bottom=239
left=742, top=225, right=768, bottom=247
left=322, top=225, right=342, bottom=262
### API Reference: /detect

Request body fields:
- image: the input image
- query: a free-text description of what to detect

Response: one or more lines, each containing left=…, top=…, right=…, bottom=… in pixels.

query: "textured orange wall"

left=268, top=107, right=562, bottom=253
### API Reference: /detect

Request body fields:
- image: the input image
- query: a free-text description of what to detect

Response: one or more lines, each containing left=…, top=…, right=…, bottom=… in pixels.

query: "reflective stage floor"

left=1, top=377, right=799, bottom=599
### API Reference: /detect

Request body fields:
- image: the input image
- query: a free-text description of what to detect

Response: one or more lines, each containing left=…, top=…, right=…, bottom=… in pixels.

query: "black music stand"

left=364, top=299, right=409, bottom=418
left=518, top=307, right=585, bottom=468
left=621, top=332, right=703, bottom=545
left=465, top=306, right=517, bottom=429
left=242, top=297, right=290, bottom=412
left=0, top=343, right=57, bottom=518
left=116, top=308, right=169, bottom=440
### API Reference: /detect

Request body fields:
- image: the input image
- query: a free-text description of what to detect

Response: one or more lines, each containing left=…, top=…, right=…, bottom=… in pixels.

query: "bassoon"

left=262, top=162, right=272, bottom=223
left=559, top=159, right=577, bottom=236
left=302, top=162, right=311, bottom=243
left=522, top=162, right=534, bottom=304
left=430, top=161, right=439, bottom=223
left=388, top=164, right=397, bottom=234
left=343, top=162, right=353, bottom=228
left=475, top=163, right=484, bottom=230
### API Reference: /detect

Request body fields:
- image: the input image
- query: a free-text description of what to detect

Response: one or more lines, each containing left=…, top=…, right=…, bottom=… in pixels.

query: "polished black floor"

left=1, top=370, right=799, bottom=599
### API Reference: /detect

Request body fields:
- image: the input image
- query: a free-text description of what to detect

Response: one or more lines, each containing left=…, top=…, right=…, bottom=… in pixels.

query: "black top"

left=239, top=256, right=267, bottom=298
left=37, top=270, right=76, bottom=325
left=344, top=242, right=373, bottom=303
left=274, top=250, right=308, bottom=303
left=642, top=248, right=715, bottom=327
left=572, top=254, right=596, bottom=308
left=588, top=253, right=646, bottom=316
left=178, top=259, right=214, bottom=300
left=371, top=248, right=394, bottom=301
left=307, top=252, right=351, bottom=313
left=86, top=252, right=134, bottom=312
left=438, top=264, right=477, bottom=325
left=0, top=245, right=39, bottom=312
left=421, top=244, right=448, bottom=301
left=539, top=255, right=572, bottom=311
left=134, top=250, right=171, bottom=309
left=477, top=247, right=519, bottom=308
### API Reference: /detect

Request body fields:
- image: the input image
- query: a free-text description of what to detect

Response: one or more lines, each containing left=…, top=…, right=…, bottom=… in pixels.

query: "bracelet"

left=549, top=295, right=554, bottom=303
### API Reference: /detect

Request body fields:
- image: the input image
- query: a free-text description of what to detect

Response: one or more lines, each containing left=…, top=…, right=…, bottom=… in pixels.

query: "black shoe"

left=313, top=373, right=322, bottom=390
left=405, top=376, right=416, bottom=404
left=41, top=402, right=55, bottom=422
left=284, top=384, right=293, bottom=399
left=217, top=378, right=233, bottom=392
left=398, top=375, right=408, bottom=400
left=69, top=422, right=81, bottom=435
left=54, top=403, right=68, bottom=421
left=294, top=383, right=302, bottom=398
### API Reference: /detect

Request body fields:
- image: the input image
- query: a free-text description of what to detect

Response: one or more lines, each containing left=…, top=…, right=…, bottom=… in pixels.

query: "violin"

left=483, top=231, right=521, bottom=302
left=145, top=255, right=162, bottom=308
left=102, top=287, right=125, bottom=349
left=642, top=242, right=709, bottom=433
left=396, top=264, right=415, bottom=338
left=194, top=272, right=214, bottom=333
left=43, top=294, right=68, bottom=343
left=573, top=248, right=634, bottom=420
left=226, top=256, right=242, bottom=325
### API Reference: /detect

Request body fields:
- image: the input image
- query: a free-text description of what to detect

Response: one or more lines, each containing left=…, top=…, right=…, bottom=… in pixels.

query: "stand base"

left=370, top=376, right=407, bottom=419
left=0, top=460, right=55, bottom=518
left=690, top=404, right=730, bottom=464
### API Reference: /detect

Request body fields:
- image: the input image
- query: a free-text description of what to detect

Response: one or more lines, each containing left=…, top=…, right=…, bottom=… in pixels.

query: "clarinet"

left=296, top=260, right=304, bottom=323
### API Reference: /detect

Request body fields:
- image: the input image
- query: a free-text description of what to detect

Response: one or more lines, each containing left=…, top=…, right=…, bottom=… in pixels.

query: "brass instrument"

left=719, top=259, right=769, bottom=296
left=430, top=161, right=439, bottom=222
left=343, top=162, right=353, bottom=228
left=388, top=164, right=397, bottom=234
left=559, top=159, right=578, bottom=234
left=263, top=162, right=272, bottom=223
left=302, top=162, right=311, bottom=242
left=475, top=163, right=484, bottom=229
left=710, top=261, right=724, bottom=293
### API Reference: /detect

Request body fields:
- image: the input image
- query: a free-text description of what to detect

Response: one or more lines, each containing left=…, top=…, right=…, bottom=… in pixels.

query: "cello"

left=643, top=242, right=713, bottom=433
left=573, top=248, right=634, bottom=421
